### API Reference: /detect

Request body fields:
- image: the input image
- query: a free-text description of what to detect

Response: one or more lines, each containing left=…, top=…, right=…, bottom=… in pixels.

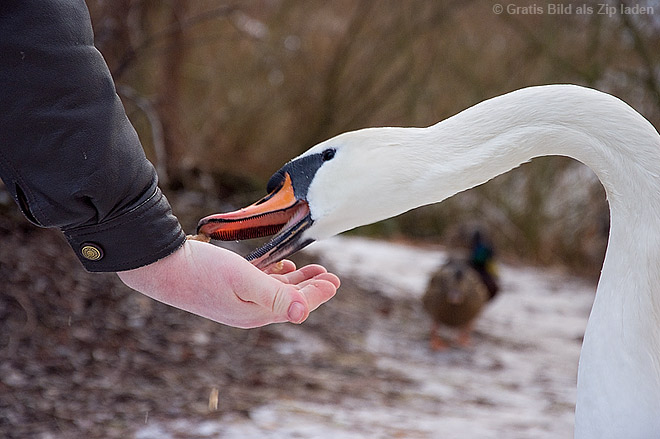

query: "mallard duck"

left=422, top=231, right=499, bottom=350
left=197, top=85, right=660, bottom=436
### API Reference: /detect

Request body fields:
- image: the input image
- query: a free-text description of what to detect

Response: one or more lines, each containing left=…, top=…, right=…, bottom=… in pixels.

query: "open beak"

left=196, top=173, right=315, bottom=269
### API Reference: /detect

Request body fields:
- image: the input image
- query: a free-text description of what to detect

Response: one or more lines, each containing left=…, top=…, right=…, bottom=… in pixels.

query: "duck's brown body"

left=423, top=259, right=488, bottom=327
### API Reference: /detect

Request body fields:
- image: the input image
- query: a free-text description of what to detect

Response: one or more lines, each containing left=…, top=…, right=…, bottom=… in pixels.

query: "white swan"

left=198, top=85, right=660, bottom=438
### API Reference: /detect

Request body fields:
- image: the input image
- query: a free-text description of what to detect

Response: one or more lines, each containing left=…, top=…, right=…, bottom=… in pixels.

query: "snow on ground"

left=135, top=236, right=596, bottom=439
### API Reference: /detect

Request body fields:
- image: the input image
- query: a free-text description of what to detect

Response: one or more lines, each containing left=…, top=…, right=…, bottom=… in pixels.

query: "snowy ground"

left=135, top=236, right=596, bottom=439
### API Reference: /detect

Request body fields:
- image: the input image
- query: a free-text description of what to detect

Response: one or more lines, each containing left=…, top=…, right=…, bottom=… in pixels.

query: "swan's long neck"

left=415, top=85, right=660, bottom=437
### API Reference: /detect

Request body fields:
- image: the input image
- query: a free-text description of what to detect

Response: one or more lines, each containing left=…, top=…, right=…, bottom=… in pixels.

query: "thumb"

left=272, top=285, right=309, bottom=324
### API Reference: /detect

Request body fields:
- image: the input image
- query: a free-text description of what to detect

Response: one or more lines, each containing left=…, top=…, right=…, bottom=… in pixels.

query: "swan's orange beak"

left=196, top=173, right=313, bottom=268
left=197, top=173, right=298, bottom=240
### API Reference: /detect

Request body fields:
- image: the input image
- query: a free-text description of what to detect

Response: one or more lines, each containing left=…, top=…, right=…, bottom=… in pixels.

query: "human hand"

left=116, top=239, right=340, bottom=328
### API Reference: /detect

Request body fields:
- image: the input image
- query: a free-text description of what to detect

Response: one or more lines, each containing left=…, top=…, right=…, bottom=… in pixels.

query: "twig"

left=5, top=289, right=38, bottom=356
left=617, top=0, right=660, bottom=106
left=112, top=5, right=238, bottom=80
left=117, top=85, right=169, bottom=186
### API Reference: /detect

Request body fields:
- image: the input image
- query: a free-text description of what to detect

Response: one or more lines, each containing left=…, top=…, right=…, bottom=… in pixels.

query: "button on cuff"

left=62, top=187, right=185, bottom=272
left=80, top=243, right=104, bottom=261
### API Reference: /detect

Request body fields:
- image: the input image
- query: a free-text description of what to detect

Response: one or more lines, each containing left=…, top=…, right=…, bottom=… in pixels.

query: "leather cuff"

left=62, top=187, right=186, bottom=272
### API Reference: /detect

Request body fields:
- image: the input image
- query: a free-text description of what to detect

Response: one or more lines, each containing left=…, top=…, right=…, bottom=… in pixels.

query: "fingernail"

left=272, top=261, right=285, bottom=273
left=287, top=302, right=306, bottom=323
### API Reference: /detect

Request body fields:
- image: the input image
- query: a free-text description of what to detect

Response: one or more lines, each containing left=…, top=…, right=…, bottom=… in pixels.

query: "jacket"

left=0, top=0, right=186, bottom=272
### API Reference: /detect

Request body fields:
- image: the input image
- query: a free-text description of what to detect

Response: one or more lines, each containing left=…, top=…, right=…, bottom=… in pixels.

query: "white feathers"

left=298, top=85, right=660, bottom=438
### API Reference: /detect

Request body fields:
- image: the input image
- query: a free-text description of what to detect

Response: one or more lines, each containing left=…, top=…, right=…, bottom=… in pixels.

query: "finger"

left=263, top=260, right=296, bottom=275
left=294, top=272, right=341, bottom=290
left=318, top=272, right=341, bottom=289
left=299, top=278, right=339, bottom=313
left=275, top=264, right=329, bottom=285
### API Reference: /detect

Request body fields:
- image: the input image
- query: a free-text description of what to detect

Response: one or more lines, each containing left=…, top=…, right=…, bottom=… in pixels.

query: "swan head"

left=197, top=128, right=431, bottom=268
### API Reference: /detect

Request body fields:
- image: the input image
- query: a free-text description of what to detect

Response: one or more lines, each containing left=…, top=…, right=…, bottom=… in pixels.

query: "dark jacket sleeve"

left=0, top=0, right=186, bottom=272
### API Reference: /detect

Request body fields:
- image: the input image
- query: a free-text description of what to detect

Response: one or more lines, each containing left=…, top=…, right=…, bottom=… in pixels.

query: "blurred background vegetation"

left=87, top=0, right=660, bottom=276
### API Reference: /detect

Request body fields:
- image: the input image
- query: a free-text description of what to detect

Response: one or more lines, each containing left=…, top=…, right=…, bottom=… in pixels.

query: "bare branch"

left=117, top=85, right=169, bottom=186
left=113, top=4, right=238, bottom=80
left=617, top=0, right=660, bottom=106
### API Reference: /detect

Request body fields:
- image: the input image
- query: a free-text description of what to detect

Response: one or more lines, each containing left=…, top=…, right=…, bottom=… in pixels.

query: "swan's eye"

left=322, top=148, right=336, bottom=161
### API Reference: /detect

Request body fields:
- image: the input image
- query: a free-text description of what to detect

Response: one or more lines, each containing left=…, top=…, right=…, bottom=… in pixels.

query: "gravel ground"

left=1, top=209, right=595, bottom=439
